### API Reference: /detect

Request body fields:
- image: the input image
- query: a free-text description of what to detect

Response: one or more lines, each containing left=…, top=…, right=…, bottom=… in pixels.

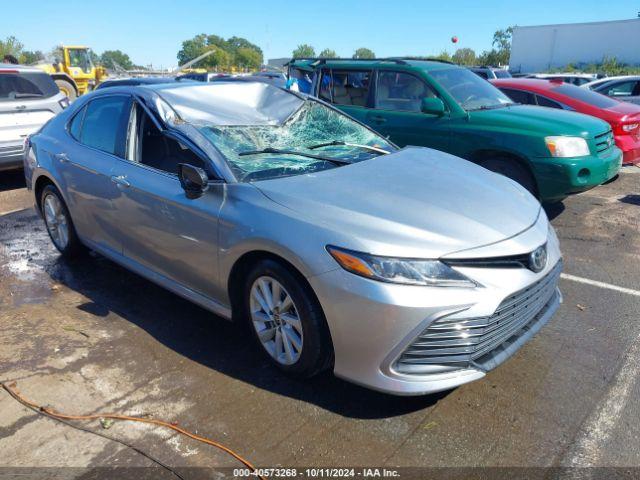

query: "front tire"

left=242, top=259, right=333, bottom=377
left=478, top=156, right=537, bottom=196
left=41, top=185, right=83, bottom=257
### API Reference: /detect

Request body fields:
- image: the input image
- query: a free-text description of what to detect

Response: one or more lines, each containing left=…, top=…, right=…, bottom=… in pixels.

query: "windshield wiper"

left=238, top=147, right=351, bottom=165
left=307, top=140, right=390, bottom=155
left=468, top=102, right=517, bottom=111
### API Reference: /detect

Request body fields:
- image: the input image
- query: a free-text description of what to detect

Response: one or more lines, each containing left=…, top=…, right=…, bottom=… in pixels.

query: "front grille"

left=395, top=261, right=562, bottom=374
left=595, top=130, right=614, bottom=154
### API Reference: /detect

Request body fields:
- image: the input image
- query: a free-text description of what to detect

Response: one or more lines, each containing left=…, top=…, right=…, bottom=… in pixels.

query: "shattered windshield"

left=199, top=100, right=395, bottom=181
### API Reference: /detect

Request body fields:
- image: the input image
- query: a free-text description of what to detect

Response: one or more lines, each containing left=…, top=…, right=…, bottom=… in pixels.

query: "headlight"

left=326, top=246, right=476, bottom=287
left=545, top=136, right=590, bottom=157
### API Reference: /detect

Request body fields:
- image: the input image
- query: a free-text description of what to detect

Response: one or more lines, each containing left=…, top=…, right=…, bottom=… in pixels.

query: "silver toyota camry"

left=24, top=82, right=562, bottom=395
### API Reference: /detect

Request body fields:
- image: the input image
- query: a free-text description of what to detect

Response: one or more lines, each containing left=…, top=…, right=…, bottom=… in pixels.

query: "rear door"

left=365, top=70, right=450, bottom=150
left=317, top=68, right=373, bottom=125
left=56, top=94, right=130, bottom=254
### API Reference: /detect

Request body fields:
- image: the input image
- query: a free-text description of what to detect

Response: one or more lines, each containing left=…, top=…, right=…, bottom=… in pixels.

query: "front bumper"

left=309, top=221, right=563, bottom=396
left=533, top=146, right=622, bottom=202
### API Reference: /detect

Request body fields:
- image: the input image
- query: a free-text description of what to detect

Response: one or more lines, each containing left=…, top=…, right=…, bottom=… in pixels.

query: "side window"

left=375, top=71, right=436, bottom=112
left=535, top=95, right=562, bottom=109
left=329, top=70, right=371, bottom=107
left=603, top=81, right=636, bottom=97
left=69, top=106, right=86, bottom=140
left=500, top=88, right=534, bottom=105
left=474, top=70, right=489, bottom=80
left=80, top=96, right=130, bottom=157
left=126, top=103, right=207, bottom=175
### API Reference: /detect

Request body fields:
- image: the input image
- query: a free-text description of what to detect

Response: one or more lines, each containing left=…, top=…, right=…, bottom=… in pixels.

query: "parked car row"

left=6, top=57, right=630, bottom=396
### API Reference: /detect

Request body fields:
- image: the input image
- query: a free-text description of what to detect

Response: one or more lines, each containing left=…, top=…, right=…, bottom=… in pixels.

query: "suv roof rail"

left=390, top=57, right=455, bottom=65
left=289, top=57, right=410, bottom=66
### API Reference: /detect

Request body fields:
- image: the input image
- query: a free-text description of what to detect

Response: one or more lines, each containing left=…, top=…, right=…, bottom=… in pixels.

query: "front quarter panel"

left=217, top=183, right=347, bottom=305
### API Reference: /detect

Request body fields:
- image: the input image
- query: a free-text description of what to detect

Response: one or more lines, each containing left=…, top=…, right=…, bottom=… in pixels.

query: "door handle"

left=54, top=153, right=70, bottom=164
left=110, top=175, right=131, bottom=188
left=368, top=115, right=387, bottom=124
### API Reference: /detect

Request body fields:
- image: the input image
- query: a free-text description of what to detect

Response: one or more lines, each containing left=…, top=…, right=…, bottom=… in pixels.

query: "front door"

left=365, top=70, right=451, bottom=151
left=110, top=102, right=224, bottom=301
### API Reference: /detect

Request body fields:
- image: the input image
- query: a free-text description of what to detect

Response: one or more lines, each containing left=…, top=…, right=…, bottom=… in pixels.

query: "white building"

left=509, top=18, right=640, bottom=74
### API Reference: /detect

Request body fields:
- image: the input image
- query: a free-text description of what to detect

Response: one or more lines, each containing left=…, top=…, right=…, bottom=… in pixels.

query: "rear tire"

left=241, top=259, right=333, bottom=378
left=55, top=79, right=77, bottom=101
left=478, top=156, right=537, bottom=196
left=40, top=185, right=83, bottom=257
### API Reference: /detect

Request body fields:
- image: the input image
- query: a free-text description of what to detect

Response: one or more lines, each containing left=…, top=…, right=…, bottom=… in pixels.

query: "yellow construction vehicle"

left=35, top=46, right=107, bottom=100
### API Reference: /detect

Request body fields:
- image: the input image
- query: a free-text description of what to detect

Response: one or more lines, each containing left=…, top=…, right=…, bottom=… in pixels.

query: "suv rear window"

left=0, top=71, right=59, bottom=101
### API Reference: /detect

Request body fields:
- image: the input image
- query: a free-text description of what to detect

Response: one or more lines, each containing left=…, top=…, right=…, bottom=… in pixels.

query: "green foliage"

left=292, top=44, right=316, bottom=58
left=19, top=50, right=44, bottom=64
left=0, top=36, right=23, bottom=60
left=353, top=47, right=375, bottom=59
left=177, top=34, right=264, bottom=70
left=318, top=48, right=338, bottom=58
left=431, top=50, right=453, bottom=62
left=100, top=50, right=134, bottom=70
left=452, top=48, right=476, bottom=66
left=477, top=26, right=514, bottom=66
left=548, top=56, right=640, bottom=75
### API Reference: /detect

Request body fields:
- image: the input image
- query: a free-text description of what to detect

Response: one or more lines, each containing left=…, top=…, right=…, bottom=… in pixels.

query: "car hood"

left=253, top=147, right=542, bottom=259
left=470, top=104, right=610, bottom=138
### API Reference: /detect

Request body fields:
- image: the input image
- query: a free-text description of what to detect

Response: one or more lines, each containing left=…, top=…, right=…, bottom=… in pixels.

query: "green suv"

left=288, top=58, right=622, bottom=202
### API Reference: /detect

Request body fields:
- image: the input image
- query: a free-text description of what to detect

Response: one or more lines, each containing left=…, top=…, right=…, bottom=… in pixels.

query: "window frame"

left=498, top=87, right=535, bottom=105
left=122, top=98, right=221, bottom=181
left=316, top=68, right=375, bottom=108
left=373, top=69, right=439, bottom=113
left=65, top=93, right=132, bottom=159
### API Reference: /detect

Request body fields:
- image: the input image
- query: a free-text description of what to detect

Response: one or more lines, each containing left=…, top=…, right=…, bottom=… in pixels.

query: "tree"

left=318, top=48, right=338, bottom=58
left=292, top=44, right=315, bottom=58
left=177, top=33, right=263, bottom=70
left=431, top=50, right=452, bottom=62
left=235, top=47, right=262, bottom=69
left=477, top=26, right=514, bottom=66
left=452, top=48, right=476, bottom=66
left=20, top=50, right=44, bottom=64
left=100, top=50, right=134, bottom=70
left=353, top=47, right=375, bottom=59
left=0, top=36, right=24, bottom=60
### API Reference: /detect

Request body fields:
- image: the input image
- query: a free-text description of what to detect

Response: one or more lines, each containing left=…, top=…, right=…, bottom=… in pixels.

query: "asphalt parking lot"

left=1, top=167, right=639, bottom=478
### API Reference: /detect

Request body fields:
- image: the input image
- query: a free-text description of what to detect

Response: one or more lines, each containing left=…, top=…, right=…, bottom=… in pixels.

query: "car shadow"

left=0, top=170, right=26, bottom=192
left=619, top=194, right=640, bottom=207
left=44, top=252, right=449, bottom=419
left=543, top=201, right=565, bottom=220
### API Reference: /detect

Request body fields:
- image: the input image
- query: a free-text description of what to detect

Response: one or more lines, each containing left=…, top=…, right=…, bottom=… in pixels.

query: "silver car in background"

left=24, top=82, right=562, bottom=395
left=1, top=64, right=67, bottom=171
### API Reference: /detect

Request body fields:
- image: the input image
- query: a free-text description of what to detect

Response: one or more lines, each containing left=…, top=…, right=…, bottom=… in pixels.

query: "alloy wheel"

left=250, top=276, right=304, bottom=365
left=43, top=194, right=70, bottom=250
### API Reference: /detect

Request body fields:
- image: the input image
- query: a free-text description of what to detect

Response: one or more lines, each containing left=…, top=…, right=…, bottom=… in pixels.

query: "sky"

left=3, top=0, right=639, bottom=68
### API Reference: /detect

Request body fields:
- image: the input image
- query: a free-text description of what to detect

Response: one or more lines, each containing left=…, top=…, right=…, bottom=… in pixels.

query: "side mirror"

left=421, top=97, right=446, bottom=116
left=178, top=163, right=209, bottom=199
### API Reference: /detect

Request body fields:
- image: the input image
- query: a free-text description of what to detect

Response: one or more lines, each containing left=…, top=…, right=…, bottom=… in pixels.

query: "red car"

left=492, top=78, right=640, bottom=164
